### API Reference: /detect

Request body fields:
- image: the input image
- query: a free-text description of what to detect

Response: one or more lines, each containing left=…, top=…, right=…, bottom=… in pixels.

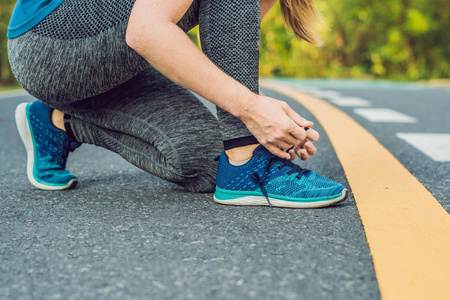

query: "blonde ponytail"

left=279, top=0, right=323, bottom=45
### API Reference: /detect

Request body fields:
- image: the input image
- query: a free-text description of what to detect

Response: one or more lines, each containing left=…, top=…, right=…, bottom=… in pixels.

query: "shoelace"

left=47, top=133, right=79, bottom=168
left=250, top=155, right=311, bottom=207
left=58, top=141, right=79, bottom=168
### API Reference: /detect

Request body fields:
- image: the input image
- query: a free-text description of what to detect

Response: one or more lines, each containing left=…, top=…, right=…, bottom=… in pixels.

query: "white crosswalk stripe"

left=354, top=108, right=417, bottom=123
left=329, top=97, right=371, bottom=107
left=397, top=133, right=450, bottom=162
left=308, top=90, right=342, bottom=98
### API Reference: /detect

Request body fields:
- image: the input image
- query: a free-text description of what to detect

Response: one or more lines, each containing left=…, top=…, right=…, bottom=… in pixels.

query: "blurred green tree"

left=0, top=0, right=16, bottom=85
left=260, top=0, right=449, bottom=80
left=0, top=0, right=448, bottom=86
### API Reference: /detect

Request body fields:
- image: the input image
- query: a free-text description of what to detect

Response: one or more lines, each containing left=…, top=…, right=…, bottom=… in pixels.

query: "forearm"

left=126, top=3, right=256, bottom=119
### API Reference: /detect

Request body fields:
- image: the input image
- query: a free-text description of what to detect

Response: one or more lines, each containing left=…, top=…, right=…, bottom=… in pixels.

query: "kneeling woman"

left=8, top=0, right=347, bottom=208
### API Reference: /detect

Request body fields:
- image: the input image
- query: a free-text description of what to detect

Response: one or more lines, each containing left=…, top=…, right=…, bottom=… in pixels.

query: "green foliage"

left=0, top=0, right=448, bottom=85
left=0, top=0, right=16, bottom=85
left=260, top=0, right=449, bottom=80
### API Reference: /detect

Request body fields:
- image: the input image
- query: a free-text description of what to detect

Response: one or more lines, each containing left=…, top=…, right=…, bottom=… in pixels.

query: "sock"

left=229, top=158, right=251, bottom=166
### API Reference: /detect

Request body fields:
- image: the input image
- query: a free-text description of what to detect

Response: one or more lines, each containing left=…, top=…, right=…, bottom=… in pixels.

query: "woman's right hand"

left=239, top=95, right=319, bottom=160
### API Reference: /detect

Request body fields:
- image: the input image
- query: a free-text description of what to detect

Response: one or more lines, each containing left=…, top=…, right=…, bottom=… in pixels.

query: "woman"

left=8, top=0, right=347, bottom=208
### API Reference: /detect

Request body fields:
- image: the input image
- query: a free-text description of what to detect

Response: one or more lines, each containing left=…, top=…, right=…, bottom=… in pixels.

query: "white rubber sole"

left=15, top=103, right=77, bottom=191
left=214, top=188, right=348, bottom=208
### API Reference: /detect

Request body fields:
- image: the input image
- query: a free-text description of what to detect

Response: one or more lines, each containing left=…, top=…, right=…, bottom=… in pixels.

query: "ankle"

left=51, top=109, right=66, bottom=132
left=225, top=144, right=259, bottom=162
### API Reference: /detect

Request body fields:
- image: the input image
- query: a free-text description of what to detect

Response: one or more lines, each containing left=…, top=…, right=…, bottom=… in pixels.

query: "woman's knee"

left=178, top=159, right=218, bottom=193
left=174, top=134, right=222, bottom=193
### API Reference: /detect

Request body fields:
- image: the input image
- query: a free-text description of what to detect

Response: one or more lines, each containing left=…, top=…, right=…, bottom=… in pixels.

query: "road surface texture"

left=1, top=79, right=448, bottom=300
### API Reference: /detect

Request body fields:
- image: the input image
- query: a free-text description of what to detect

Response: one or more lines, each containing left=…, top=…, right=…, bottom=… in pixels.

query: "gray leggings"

left=8, top=0, right=260, bottom=192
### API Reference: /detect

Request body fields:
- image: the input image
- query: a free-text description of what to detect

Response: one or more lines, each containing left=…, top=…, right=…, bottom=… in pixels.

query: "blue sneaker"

left=214, top=145, right=348, bottom=208
left=15, top=101, right=81, bottom=190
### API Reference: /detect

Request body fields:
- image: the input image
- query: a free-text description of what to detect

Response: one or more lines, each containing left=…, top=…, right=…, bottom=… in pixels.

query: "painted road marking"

left=307, top=90, right=341, bottom=98
left=261, top=80, right=450, bottom=300
left=295, top=86, right=321, bottom=92
left=354, top=108, right=417, bottom=123
left=397, top=133, right=450, bottom=162
left=329, top=97, right=371, bottom=107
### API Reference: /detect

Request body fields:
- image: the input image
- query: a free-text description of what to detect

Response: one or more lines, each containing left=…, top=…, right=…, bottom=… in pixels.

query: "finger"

left=278, top=127, right=301, bottom=147
left=304, top=141, right=317, bottom=156
left=297, top=148, right=309, bottom=161
left=288, top=148, right=296, bottom=160
left=293, top=140, right=307, bottom=157
left=288, top=122, right=307, bottom=141
left=294, top=138, right=307, bottom=151
left=294, top=143, right=304, bottom=158
left=283, top=104, right=314, bottom=128
left=266, top=143, right=290, bottom=159
left=277, top=139, right=294, bottom=152
left=295, top=141, right=317, bottom=157
left=306, top=128, right=320, bottom=142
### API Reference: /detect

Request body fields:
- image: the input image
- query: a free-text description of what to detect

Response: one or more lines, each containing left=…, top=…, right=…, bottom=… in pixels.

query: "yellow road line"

left=261, top=80, right=450, bottom=300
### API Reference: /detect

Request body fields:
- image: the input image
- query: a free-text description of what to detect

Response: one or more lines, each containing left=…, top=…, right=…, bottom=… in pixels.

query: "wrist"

left=231, top=90, right=258, bottom=120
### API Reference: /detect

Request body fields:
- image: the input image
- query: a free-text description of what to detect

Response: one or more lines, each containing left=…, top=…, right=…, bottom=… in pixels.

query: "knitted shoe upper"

left=215, top=145, right=344, bottom=199
left=28, top=101, right=79, bottom=184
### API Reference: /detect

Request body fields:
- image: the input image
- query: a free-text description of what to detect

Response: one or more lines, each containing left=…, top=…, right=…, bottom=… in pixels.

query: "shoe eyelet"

left=256, top=155, right=262, bottom=160
left=59, top=133, right=65, bottom=137
left=276, top=166, right=282, bottom=171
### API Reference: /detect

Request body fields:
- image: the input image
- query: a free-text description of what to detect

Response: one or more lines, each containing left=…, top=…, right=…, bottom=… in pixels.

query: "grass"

left=0, top=84, right=22, bottom=92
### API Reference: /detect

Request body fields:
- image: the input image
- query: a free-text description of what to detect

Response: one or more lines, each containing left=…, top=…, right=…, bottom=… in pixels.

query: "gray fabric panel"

left=8, top=19, right=148, bottom=102
left=199, top=0, right=260, bottom=141
left=31, top=0, right=135, bottom=40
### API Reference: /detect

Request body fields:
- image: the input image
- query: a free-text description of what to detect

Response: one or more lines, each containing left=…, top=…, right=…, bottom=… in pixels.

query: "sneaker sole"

left=15, top=103, right=77, bottom=191
left=214, top=188, right=348, bottom=208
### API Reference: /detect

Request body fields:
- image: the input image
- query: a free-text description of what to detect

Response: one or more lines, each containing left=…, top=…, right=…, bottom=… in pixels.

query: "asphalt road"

left=270, top=79, right=449, bottom=212
left=0, top=80, right=448, bottom=300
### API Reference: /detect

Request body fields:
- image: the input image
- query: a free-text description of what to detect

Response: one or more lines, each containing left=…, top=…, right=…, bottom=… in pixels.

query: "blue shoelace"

left=250, top=155, right=311, bottom=207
